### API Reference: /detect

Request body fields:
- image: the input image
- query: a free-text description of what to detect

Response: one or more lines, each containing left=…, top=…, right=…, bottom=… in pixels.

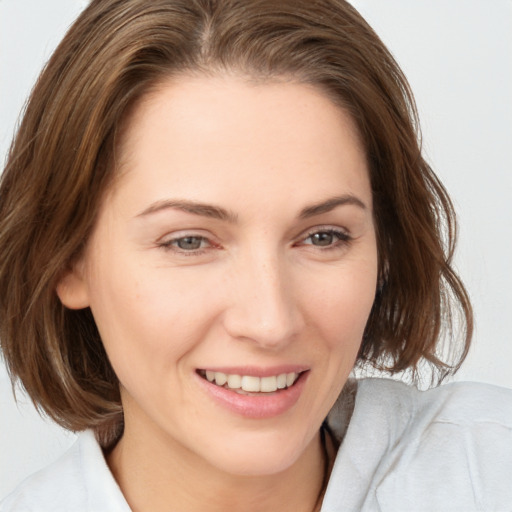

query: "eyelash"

left=157, top=227, right=351, bottom=256
left=157, top=235, right=213, bottom=256
left=298, top=227, right=352, bottom=250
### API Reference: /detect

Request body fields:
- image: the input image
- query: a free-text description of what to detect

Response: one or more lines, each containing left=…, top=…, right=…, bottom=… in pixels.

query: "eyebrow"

left=136, top=194, right=367, bottom=222
left=136, top=199, right=238, bottom=223
left=298, top=194, right=367, bottom=218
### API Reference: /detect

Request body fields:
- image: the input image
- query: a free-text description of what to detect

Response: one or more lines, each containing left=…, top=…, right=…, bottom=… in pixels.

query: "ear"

left=56, top=262, right=90, bottom=310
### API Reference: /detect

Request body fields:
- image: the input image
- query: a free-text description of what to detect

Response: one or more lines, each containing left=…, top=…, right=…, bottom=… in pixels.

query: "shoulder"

left=0, top=430, right=129, bottom=512
left=377, top=380, right=512, bottom=510
left=0, top=432, right=88, bottom=512
left=358, top=377, right=512, bottom=427
left=324, top=378, right=512, bottom=512
left=356, top=378, right=512, bottom=470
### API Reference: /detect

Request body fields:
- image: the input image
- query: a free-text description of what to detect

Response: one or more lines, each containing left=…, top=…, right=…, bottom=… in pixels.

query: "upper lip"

left=196, top=365, right=309, bottom=377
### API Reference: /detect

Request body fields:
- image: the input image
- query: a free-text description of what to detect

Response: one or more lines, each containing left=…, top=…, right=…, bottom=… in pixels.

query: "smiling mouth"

left=197, top=370, right=302, bottom=395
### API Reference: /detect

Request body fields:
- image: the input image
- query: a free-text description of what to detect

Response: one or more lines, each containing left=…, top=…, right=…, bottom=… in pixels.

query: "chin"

left=196, top=429, right=317, bottom=477
left=215, top=453, right=302, bottom=477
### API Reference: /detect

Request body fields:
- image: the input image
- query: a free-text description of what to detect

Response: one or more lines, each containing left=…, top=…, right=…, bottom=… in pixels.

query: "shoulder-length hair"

left=0, top=0, right=472, bottom=443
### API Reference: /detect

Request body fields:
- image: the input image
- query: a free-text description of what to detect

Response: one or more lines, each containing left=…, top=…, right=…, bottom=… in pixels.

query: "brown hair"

left=0, top=0, right=472, bottom=441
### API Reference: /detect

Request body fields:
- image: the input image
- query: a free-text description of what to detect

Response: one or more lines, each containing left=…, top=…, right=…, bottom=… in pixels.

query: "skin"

left=57, top=75, right=378, bottom=512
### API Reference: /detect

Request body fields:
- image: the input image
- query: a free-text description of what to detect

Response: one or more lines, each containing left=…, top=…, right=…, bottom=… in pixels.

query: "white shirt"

left=2, top=378, right=511, bottom=511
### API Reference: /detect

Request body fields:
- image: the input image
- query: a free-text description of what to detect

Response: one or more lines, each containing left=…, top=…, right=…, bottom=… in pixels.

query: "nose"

left=222, top=250, right=303, bottom=350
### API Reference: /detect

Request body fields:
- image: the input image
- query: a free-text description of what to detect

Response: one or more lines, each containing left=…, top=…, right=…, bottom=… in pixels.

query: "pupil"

left=312, top=232, right=333, bottom=246
left=178, top=237, right=202, bottom=250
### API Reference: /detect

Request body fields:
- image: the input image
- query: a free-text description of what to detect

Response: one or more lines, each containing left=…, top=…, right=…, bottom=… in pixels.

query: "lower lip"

left=196, top=372, right=308, bottom=419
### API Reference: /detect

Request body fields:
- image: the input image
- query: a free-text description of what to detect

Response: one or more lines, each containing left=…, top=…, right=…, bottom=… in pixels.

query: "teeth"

left=203, top=371, right=300, bottom=393
left=227, top=374, right=242, bottom=388
left=215, top=372, right=227, bottom=386
left=241, top=375, right=260, bottom=392
left=260, top=376, right=277, bottom=392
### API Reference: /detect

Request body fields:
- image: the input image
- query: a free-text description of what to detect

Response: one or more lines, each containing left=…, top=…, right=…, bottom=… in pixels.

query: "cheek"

left=293, top=256, right=377, bottom=423
left=303, top=259, right=377, bottom=350
left=86, top=257, right=220, bottom=383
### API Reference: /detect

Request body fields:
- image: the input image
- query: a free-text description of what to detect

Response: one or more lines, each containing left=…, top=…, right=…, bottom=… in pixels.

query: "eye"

left=174, top=236, right=208, bottom=251
left=300, top=228, right=351, bottom=249
left=158, top=235, right=212, bottom=253
left=308, top=231, right=337, bottom=247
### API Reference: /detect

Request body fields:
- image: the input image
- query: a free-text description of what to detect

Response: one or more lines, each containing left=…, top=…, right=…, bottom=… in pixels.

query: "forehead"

left=111, top=74, right=371, bottom=215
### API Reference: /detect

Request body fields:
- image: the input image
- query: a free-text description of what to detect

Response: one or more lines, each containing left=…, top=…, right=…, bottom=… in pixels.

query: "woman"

left=0, top=1, right=510, bottom=510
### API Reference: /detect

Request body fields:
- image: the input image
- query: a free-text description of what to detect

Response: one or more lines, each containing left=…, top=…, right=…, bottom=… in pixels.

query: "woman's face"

left=59, top=75, right=377, bottom=476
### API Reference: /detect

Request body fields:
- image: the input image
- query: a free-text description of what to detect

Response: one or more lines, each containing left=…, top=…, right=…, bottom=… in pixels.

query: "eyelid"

left=157, top=227, right=212, bottom=243
left=298, top=225, right=350, bottom=240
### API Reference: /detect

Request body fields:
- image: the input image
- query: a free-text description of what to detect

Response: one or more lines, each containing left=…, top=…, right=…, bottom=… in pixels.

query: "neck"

left=107, top=421, right=327, bottom=512
left=107, top=431, right=325, bottom=512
